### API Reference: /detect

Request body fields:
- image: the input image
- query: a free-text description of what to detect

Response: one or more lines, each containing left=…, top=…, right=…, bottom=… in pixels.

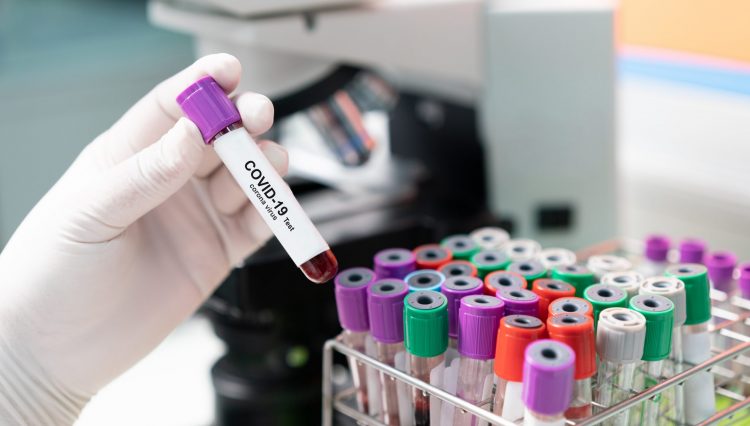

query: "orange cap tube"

left=546, top=314, right=596, bottom=379
left=548, top=297, right=594, bottom=319
left=533, top=279, right=576, bottom=322
left=494, top=315, right=547, bottom=382
left=484, top=270, right=528, bottom=296
left=413, top=244, right=453, bottom=270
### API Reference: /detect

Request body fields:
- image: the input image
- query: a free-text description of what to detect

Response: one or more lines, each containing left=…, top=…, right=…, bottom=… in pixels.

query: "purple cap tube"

left=706, top=251, right=737, bottom=292
left=679, top=238, right=706, bottom=264
left=368, top=279, right=409, bottom=343
left=176, top=76, right=241, bottom=142
left=645, top=235, right=670, bottom=262
left=442, top=276, right=485, bottom=340
left=374, top=248, right=417, bottom=280
left=498, top=288, right=539, bottom=318
left=334, top=267, right=376, bottom=332
left=522, top=339, right=575, bottom=417
left=457, top=295, right=505, bottom=359
left=739, top=263, right=750, bottom=299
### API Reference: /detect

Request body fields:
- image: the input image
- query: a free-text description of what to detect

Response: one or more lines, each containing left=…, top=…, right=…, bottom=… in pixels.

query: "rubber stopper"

left=471, top=250, right=511, bottom=279
left=583, top=284, right=628, bottom=330
left=551, top=265, right=596, bottom=298
left=601, top=271, right=644, bottom=299
left=334, top=267, right=377, bottom=332
left=373, top=248, right=416, bottom=279
left=508, top=260, right=547, bottom=288
left=441, top=234, right=480, bottom=261
left=665, top=264, right=711, bottom=325
left=532, top=279, right=576, bottom=322
left=484, top=271, right=527, bottom=296
left=442, top=276, right=485, bottom=339
left=368, top=279, right=409, bottom=343
left=458, top=295, right=505, bottom=359
left=548, top=297, right=594, bottom=319
left=497, top=288, right=540, bottom=318
left=413, top=244, right=452, bottom=270
left=629, top=295, right=674, bottom=361
left=494, top=315, right=546, bottom=381
left=546, top=314, right=596, bottom=379
left=469, top=227, right=510, bottom=251
left=522, top=340, right=575, bottom=416
left=404, top=291, right=449, bottom=357
left=639, top=276, right=687, bottom=327
left=596, top=308, right=646, bottom=363
left=438, top=260, right=478, bottom=278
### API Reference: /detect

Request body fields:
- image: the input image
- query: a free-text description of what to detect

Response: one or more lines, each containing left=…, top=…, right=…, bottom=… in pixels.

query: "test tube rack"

left=321, top=239, right=750, bottom=425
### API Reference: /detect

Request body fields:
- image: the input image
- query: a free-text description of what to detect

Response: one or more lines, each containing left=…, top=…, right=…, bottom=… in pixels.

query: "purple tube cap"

left=706, top=251, right=737, bottom=290
left=368, top=279, right=409, bottom=343
left=522, top=339, right=575, bottom=415
left=442, top=276, right=485, bottom=339
left=177, top=77, right=241, bottom=143
left=374, top=248, right=417, bottom=279
left=498, top=288, right=539, bottom=317
left=334, top=267, right=376, bottom=332
left=457, top=295, right=504, bottom=359
left=679, top=238, right=706, bottom=264
left=739, top=263, right=750, bottom=297
left=644, top=235, right=670, bottom=262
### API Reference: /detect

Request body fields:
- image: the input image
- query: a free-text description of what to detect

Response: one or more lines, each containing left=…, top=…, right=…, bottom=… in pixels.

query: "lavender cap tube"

left=739, top=263, right=750, bottom=299
left=176, top=76, right=241, bottom=142
left=522, top=339, right=575, bottom=416
left=457, top=295, right=505, bottom=359
left=374, top=248, right=417, bottom=279
left=442, top=276, right=485, bottom=339
left=368, top=279, right=409, bottom=343
left=706, top=251, right=737, bottom=292
left=334, top=267, right=376, bottom=332
left=498, top=288, right=539, bottom=318
left=645, top=235, right=670, bottom=262
left=679, top=239, right=706, bottom=264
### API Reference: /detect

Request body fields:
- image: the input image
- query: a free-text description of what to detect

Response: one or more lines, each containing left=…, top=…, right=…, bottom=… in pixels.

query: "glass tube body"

left=453, top=357, right=494, bottom=426
left=492, top=377, right=524, bottom=421
left=342, top=329, right=369, bottom=413
left=375, top=341, right=404, bottom=426
left=682, top=322, right=716, bottom=424
left=408, top=353, right=445, bottom=426
left=565, top=378, right=592, bottom=420
left=596, top=360, right=636, bottom=425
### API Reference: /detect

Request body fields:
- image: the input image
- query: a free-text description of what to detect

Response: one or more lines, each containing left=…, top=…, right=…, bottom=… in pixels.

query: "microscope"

left=149, top=0, right=616, bottom=423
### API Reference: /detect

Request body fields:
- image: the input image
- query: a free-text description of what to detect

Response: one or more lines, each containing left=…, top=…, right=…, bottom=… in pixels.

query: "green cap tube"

left=629, top=294, right=674, bottom=361
left=584, top=284, right=628, bottom=331
left=471, top=250, right=511, bottom=279
left=441, top=235, right=480, bottom=261
left=404, top=290, right=449, bottom=358
left=552, top=265, right=596, bottom=297
left=664, top=264, right=711, bottom=325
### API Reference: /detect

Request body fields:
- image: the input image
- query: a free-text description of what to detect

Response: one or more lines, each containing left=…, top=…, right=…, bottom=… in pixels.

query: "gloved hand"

left=0, top=54, right=288, bottom=425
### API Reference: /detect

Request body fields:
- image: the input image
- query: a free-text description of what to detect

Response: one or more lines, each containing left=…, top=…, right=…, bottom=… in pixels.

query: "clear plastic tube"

left=566, top=378, right=593, bottom=420
left=343, top=329, right=369, bottom=413
left=596, top=360, right=636, bottom=425
left=408, top=353, right=445, bottom=426
left=682, top=323, right=716, bottom=424
left=641, top=360, right=664, bottom=426
left=492, top=377, right=525, bottom=421
left=453, top=357, right=494, bottom=426
left=375, top=341, right=404, bottom=426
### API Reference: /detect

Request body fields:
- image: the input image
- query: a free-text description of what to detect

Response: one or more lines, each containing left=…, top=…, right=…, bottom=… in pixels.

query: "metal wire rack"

left=322, top=239, right=750, bottom=425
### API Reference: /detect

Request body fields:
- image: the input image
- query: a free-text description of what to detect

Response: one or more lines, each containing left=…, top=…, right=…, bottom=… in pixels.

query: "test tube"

left=484, top=271, right=527, bottom=296
left=504, top=239, right=542, bottom=262
left=583, top=284, right=627, bottom=331
left=413, top=244, right=453, bottom=270
left=442, top=276, right=485, bottom=350
left=442, top=234, right=481, bottom=261
left=629, top=294, right=674, bottom=426
left=679, top=238, right=706, bottom=264
left=548, top=297, right=594, bottom=319
left=522, top=340, right=576, bottom=426
left=471, top=249, right=511, bottom=279
left=470, top=226, right=510, bottom=250
left=641, top=234, right=671, bottom=277
left=438, top=260, right=478, bottom=278
left=532, top=279, right=576, bottom=323
left=334, top=267, right=377, bottom=412
left=453, top=295, right=505, bottom=426
left=639, top=276, right=687, bottom=423
left=665, top=264, right=715, bottom=424
left=601, top=270, right=644, bottom=300
left=595, top=308, right=646, bottom=425
left=546, top=314, right=596, bottom=421
left=404, top=290, right=449, bottom=426
left=374, top=248, right=417, bottom=280
left=552, top=265, right=596, bottom=298
left=508, top=260, right=548, bottom=289
left=497, top=288, right=540, bottom=318
left=587, top=255, right=632, bottom=280
left=492, top=315, right=546, bottom=421
left=538, top=248, right=577, bottom=272
left=405, top=269, right=445, bottom=293
left=705, top=251, right=737, bottom=294
left=368, top=279, right=409, bottom=425
left=740, top=263, right=750, bottom=299
left=177, top=77, right=338, bottom=283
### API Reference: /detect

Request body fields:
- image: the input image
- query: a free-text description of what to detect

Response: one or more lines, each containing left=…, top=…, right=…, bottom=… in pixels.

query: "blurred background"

left=1, top=0, right=749, bottom=424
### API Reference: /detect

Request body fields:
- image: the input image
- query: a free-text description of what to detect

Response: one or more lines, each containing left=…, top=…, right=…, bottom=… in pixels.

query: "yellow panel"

left=620, top=0, right=750, bottom=63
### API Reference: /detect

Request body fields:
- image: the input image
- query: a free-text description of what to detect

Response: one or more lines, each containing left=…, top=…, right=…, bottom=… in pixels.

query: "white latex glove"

left=0, top=54, right=288, bottom=425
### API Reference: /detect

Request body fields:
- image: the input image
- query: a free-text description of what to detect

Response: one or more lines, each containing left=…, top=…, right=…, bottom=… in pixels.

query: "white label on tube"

left=502, top=381, right=525, bottom=422
left=213, top=128, right=329, bottom=266
left=682, top=330, right=716, bottom=424
left=395, top=352, right=413, bottom=426
left=365, top=335, right=382, bottom=418
left=439, top=358, right=460, bottom=426
left=429, top=362, right=445, bottom=426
